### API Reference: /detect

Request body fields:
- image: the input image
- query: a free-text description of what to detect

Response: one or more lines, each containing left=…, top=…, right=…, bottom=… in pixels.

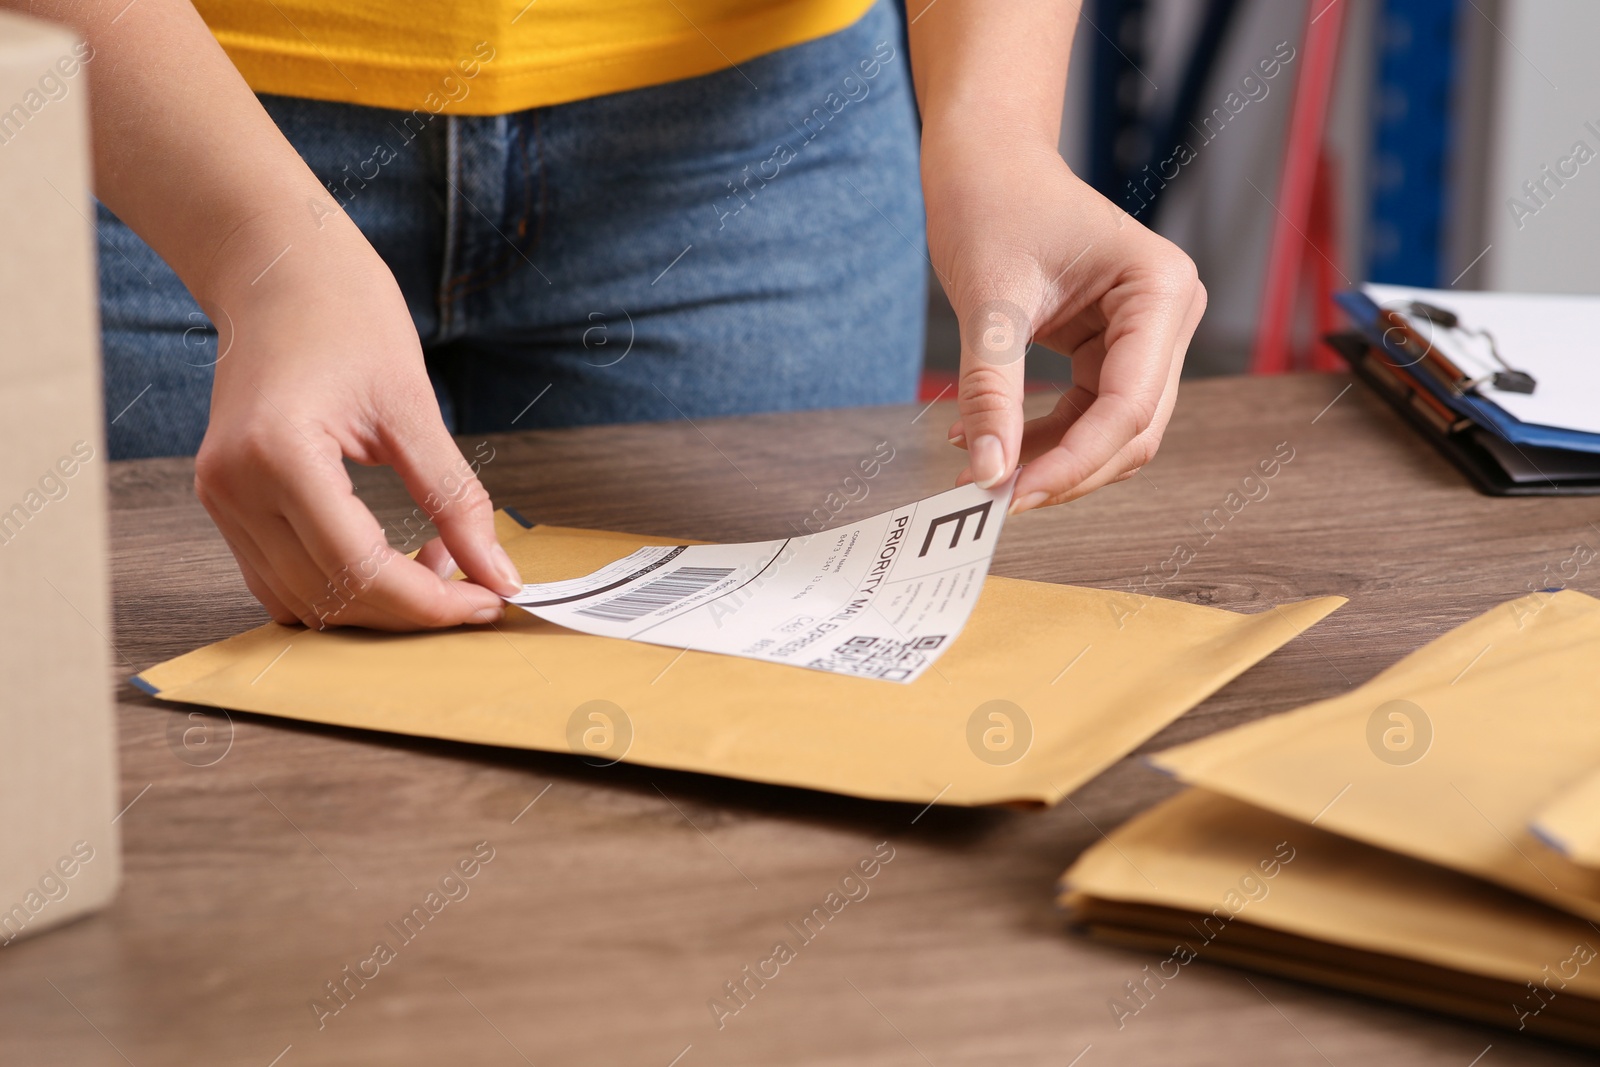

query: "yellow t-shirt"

left=194, top=0, right=877, bottom=115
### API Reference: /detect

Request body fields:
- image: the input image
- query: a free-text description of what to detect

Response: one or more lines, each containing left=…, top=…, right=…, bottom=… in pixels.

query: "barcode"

left=573, top=566, right=734, bottom=622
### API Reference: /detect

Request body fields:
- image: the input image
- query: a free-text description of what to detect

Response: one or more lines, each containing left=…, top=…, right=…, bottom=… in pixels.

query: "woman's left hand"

left=923, top=134, right=1206, bottom=514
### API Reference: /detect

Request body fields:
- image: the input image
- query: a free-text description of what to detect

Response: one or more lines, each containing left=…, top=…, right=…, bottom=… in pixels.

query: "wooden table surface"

left=4, top=373, right=1595, bottom=1066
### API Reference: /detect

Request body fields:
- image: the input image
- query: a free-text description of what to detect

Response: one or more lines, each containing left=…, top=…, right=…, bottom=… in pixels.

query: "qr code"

left=811, top=634, right=946, bottom=681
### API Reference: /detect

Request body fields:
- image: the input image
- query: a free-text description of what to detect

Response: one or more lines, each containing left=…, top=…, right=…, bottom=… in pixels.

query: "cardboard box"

left=0, top=9, right=120, bottom=948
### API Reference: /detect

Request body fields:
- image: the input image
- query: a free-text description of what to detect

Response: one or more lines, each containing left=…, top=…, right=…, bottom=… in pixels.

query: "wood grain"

left=3, top=373, right=1593, bottom=1065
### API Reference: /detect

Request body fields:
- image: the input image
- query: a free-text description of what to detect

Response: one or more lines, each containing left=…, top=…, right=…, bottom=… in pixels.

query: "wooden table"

left=5, top=373, right=1595, bottom=1066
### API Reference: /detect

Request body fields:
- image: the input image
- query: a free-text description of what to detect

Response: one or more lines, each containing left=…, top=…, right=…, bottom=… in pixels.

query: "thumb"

left=955, top=294, right=1033, bottom=488
left=385, top=420, right=522, bottom=596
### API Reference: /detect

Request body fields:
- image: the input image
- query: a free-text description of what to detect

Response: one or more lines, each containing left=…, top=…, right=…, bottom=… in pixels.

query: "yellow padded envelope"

left=136, top=512, right=1344, bottom=807
left=1153, top=590, right=1600, bottom=917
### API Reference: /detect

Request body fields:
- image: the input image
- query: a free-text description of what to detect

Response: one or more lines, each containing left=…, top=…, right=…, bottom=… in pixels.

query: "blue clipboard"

left=1336, top=290, right=1600, bottom=456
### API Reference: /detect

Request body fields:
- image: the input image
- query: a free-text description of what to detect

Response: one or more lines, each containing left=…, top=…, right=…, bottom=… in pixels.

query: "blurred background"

left=917, top=0, right=1600, bottom=392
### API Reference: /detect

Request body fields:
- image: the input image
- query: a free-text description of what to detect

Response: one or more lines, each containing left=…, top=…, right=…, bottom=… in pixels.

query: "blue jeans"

left=98, top=0, right=925, bottom=459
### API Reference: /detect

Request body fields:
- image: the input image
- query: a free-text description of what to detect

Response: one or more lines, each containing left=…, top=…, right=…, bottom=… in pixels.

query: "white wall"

left=1480, top=0, right=1600, bottom=294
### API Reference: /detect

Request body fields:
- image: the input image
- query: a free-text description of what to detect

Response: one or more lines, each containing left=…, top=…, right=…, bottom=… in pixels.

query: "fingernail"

left=948, top=433, right=967, bottom=449
left=470, top=603, right=505, bottom=624
left=970, top=434, right=1006, bottom=489
left=432, top=553, right=458, bottom=579
left=492, top=544, right=523, bottom=594
left=1010, top=491, right=1048, bottom=515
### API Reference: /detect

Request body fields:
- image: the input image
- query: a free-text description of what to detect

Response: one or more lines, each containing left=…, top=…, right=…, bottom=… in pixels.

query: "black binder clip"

left=1406, top=300, right=1537, bottom=395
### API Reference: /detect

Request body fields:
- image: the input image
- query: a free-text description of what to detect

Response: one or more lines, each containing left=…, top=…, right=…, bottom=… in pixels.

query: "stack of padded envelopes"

left=1064, top=589, right=1600, bottom=1048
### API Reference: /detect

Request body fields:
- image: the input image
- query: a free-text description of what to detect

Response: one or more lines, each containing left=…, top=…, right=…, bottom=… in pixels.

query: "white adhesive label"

left=506, top=478, right=1014, bottom=683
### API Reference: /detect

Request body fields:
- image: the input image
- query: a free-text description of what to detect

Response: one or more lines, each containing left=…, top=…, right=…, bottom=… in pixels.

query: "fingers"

left=1012, top=275, right=1205, bottom=512
left=414, top=537, right=459, bottom=578
left=217, top=527, right=301, bottom=625
left=946, top=329, right=1111, bottom=460
left=382, top=415, right=521, bottom=596
left=271, top=458, right=507, bottom=629
left=1016, top=383, right=1097, bottom=465
left=954, top=294, right=1034, bottom=489
left=196, top=420, right=509, bottom=632
left=945, top=340, right=1100, bottom=467
left=950, top=386, right=1096, bottom=463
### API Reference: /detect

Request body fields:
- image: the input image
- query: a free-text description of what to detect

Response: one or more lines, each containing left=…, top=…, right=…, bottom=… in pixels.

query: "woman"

left=16, top=0, right=1204, bottom=631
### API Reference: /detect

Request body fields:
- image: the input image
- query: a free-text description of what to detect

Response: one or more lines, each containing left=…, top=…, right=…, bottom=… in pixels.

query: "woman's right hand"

left=194, top=215, right=522, bottom=630
left=7, top=0, right=519, bottom=629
